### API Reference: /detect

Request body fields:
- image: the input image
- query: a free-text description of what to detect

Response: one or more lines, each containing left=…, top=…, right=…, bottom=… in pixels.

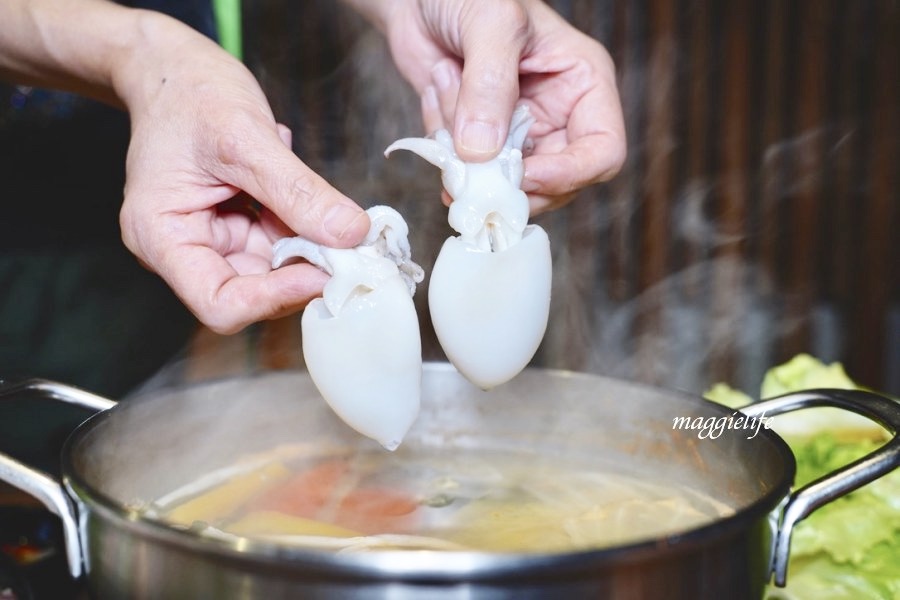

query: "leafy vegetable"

left=705, top=382, right=753, bottom=409
left=707, top=354, right=884, bottom=440
left=759, top=353, right=857, bottom=399
left=705, top=354, right=900, bottom=600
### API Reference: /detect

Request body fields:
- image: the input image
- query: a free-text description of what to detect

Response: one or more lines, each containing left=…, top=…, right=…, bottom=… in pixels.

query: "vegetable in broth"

left=151, top=448, right=734, bottom=553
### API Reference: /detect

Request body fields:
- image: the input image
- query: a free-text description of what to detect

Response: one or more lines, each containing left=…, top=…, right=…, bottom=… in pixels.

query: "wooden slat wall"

left=864, top=0, right=898, bottom=392
left=184, top=0, right=898, bottom=396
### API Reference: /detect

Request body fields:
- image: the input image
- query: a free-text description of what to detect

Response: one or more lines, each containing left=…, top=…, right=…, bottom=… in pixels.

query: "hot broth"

left=150, top=445, right=733, bottom=553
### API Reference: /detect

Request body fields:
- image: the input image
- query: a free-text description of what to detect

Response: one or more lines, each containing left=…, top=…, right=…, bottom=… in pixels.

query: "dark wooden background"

left=177, top=0, right=898, bottom=398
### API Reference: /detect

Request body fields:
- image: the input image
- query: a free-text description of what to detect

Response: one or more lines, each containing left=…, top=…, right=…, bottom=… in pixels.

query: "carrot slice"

left=253, top=460, right=418, bottom=534
left=255, top=460, right=348, bottom=517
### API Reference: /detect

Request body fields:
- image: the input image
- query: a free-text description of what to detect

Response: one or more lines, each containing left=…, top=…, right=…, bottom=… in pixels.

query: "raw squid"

left=385, top=105, right=552, bottom=389
left=271, top=206, right=424, bottom=450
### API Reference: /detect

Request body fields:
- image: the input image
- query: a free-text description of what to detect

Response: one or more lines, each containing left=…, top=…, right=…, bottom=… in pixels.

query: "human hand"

left=116, top=12, right=370, bottom=333
left=349, top=0, right=626, bottom=214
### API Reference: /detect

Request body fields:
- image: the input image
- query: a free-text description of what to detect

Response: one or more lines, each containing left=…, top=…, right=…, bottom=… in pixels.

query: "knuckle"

left=213, top=115, right=257, bottom=166
left=600, top=133, right=628, bottom=181
left=211, top=107, right=275, bottom=169
left=487, top=0, right=530, bottom=36
left=463, top=0, right=531, bottom=56
left=203, top=290, right=252, bottom=335
left=204, top=315, right=244, bottom=336
left=286, top=172, right=328, bottom=223
left=215, top=130, right=244, bottom=166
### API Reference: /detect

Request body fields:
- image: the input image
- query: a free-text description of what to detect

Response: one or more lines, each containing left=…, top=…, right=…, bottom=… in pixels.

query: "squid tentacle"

left=384, top=136, right=467, bottom=200
left=271, top=205, right=424, bottom=309
left=272, top=236, right=332, bottom=273
left=362, top=205, right=424, bottom=296
left=385, top=105, right=535, bottom=252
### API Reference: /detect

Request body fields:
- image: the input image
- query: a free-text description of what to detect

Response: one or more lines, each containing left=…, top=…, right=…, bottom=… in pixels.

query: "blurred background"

left=173, top=0, right=896, bottom=397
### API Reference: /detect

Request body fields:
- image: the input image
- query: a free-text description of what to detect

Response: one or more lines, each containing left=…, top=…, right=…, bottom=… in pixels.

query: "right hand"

left=365, top=0, right=627, bottom=214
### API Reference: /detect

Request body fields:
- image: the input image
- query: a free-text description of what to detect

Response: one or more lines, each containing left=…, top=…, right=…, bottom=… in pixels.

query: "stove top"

left=0, top=484, right=85, bottom=600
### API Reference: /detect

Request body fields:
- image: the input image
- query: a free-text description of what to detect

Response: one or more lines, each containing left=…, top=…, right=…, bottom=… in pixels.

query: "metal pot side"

left=4, top=365, right=896, bottom=599
left=61, top=366, right=794, bottom=599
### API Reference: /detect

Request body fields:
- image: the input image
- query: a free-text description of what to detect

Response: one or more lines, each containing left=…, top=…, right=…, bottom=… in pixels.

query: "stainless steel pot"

left=1, top=364, right=898, bottom=599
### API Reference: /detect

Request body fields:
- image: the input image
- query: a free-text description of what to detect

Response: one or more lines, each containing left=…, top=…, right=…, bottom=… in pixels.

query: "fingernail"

left=521, top=175, right=540, bottom=193
left=459, top=120, right=502, bottom=156
left=324, top=204, right=365, bottom=240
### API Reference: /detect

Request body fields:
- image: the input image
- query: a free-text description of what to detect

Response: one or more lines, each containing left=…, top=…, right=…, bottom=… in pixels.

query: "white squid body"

left=271, top=206, right=424, bottom=451
left=385, top=106, right=552, bottom=389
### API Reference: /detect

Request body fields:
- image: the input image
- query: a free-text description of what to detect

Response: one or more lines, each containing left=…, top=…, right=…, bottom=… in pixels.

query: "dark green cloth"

left=0, top=0, right=216, bottom=397
left=0, top=248, right=195, bottom=398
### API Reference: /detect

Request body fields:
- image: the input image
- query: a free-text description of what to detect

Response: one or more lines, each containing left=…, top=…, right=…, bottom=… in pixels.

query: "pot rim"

left=60, top=367, right=796, bottom=581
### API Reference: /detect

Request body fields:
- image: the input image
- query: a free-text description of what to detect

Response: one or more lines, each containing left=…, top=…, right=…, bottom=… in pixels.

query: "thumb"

left=215, top=125, right=369, bottom=247
left=452, top=2, right=529, bottom=161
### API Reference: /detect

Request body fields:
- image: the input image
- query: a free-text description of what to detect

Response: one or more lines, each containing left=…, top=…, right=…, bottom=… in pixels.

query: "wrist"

left=111, top=9, right=228, bottom=117
left=0, top=0, right=138, bottom=106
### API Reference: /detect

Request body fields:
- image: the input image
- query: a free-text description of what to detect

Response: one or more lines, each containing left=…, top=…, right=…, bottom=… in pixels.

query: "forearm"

left=0, top=0, right=226, bottom=113
left=0, top=0, right=140, bottom=106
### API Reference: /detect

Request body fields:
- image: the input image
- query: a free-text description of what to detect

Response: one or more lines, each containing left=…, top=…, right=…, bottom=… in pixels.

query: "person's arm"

left=343, top=0, right=626, bottom=213
left=0, top=0, right=138, bottom=105
left=0, top=0, right=370, bottom=334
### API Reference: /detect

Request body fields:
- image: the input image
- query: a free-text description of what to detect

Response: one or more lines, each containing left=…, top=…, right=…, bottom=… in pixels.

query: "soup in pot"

left=148, top=445, right=734, bottom=553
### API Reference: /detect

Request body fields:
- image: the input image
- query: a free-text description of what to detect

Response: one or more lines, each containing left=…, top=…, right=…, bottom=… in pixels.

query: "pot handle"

left=739, top=388, right=900, bottom=587
left=0, top=378, right=116, bottom=579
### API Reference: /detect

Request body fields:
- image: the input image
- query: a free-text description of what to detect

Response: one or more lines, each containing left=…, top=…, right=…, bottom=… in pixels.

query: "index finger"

left=211, top=122, right=370, bottom=248
left=161, top=242, right=330, bottom=334
left=522, top=80, right=626, bottom=197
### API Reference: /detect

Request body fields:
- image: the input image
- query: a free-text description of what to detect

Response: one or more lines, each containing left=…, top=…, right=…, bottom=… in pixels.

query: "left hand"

left=116, top=11, right=370, bottom=333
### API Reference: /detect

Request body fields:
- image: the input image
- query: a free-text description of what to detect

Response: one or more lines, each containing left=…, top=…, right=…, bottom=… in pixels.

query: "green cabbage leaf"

left=705, top=354, right=899, bottom=600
